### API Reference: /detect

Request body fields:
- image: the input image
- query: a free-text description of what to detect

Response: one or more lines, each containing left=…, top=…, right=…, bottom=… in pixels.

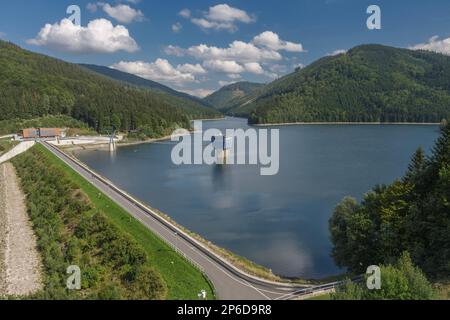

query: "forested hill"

left=80, top=64, right=211, bottom=109
left=0, top=40, right=220, bottom=136
left=330, top=124, right=450, bottom=280
left=231, top=45, right=450, bottom=124
left=204, top=81, right=265, bottom=111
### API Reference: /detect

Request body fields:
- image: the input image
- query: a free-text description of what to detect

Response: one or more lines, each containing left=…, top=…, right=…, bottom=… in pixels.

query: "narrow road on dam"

left=42, top=141, right=340, bottom=300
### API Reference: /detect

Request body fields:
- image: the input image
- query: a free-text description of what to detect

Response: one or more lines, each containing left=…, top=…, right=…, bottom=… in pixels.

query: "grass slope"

left=29, top=144, right=215, bottom=300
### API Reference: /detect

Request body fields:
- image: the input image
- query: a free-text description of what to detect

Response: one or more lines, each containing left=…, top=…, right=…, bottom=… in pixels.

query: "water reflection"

left=74, top=118, right=439, bottom=278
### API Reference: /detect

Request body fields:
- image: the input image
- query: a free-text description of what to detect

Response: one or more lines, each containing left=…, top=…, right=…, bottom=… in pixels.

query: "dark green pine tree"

left=430, top=124, right=450, bottom=168
left=416, top=124, right=450, bottom=191
left=403, top=147, right=426, bottom=183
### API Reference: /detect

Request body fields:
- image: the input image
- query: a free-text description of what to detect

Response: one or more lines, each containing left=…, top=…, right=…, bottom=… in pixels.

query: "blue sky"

left=1, top=0, right=450, bottom=96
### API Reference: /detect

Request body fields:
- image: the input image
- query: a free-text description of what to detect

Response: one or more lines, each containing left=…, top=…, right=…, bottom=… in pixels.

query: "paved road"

left=42, top=142, right=334, bottom=300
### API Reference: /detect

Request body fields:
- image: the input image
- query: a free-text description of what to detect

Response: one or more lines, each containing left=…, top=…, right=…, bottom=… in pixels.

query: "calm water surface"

left=74, top=118, right=439, bottom=278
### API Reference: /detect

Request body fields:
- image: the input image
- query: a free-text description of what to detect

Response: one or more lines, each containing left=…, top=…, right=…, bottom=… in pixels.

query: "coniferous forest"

left=0, top=40, right=220, bottom=136
left=329, top=124, right=450, bottom=282
left=225, top=45, right=450, bottom=124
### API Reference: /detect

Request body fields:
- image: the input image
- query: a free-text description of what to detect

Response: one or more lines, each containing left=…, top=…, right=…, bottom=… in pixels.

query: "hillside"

left=204, top=81, right=265, bottom=111
left=11, top=144, right=214, bottom=299
left=231, top=45, right=450, bottom=124
left=0, top=40, right=220, bottom=136
left=80, top=64, right=212, bottom=109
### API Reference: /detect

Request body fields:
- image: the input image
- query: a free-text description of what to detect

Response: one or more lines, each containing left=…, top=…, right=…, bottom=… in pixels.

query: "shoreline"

left=32, top=117, right=227, bottom=152
left=63, top=141, right=344, bottom=283
left=61, top=134, right=177, bottom=151
left=61, top=121, right=217, bottom=151
left=48, top=144, right=310, bottom=285
left=117, top=134, right=175, bottom=147
left=194, top=116, right=226, bottom=121
left=61, top=119, right=442, bottom=151
left=57, top=118, right=367, bottom=283
left=253, top=121, right=441, bottom=127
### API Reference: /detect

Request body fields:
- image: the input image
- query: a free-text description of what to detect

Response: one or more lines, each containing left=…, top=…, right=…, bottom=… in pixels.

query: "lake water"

left=73, top=118, right=440, bottom=279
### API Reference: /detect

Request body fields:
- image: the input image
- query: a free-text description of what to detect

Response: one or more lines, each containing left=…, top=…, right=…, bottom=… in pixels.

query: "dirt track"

left=0, top=163, right=42, bottom=297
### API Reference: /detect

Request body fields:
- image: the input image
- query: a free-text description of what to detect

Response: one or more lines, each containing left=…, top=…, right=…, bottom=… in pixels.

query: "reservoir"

left=73, top=117, right=439, bottom=279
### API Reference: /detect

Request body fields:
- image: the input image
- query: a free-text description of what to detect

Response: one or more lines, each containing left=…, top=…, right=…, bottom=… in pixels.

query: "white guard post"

left=211, top=134, right=233, bottom=164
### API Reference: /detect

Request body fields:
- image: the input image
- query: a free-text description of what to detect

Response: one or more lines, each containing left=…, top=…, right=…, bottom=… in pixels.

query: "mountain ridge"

left=0, top=40, right=220, bottom=136
left=229, top=44, right=450, bottom=124
left=204, top=81, right=265, bottom=111
left=79, top=64, right=212, bottom=108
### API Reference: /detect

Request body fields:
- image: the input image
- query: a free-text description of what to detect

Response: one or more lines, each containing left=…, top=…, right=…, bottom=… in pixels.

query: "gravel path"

left=0, top=163, right=43, bottom=297
left=0, top=164, right=7, bottom=293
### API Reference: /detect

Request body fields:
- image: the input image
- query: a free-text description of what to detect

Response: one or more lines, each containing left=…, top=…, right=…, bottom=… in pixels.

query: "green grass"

left=35, top=144, right=215, bottom=300
left=0, top=139, right=18, bottom=156
left=306, top=293, right=332, bottom=300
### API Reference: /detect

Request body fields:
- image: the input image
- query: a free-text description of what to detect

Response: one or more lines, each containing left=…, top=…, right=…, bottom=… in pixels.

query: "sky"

left=1, top=0, right=450, bottom=97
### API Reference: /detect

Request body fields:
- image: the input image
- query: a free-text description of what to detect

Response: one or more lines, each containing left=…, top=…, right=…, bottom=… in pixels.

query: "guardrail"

left=276, top=275, right=365, bottom=300
left=43, top=141, right=363, bottom=299
left=42, top=142, right=305, bottom=289
left=42, top=143, right=206, bottom=269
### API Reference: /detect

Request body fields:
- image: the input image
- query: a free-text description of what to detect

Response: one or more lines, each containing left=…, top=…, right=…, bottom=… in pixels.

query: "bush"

left=329, top=125, right=450, bottom=279
left=12, top=146, right=167, bottom=299
left=333, top=252, right=437, bottom=300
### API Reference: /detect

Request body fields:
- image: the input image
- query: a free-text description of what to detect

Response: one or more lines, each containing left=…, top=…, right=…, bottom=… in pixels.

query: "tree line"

left=12, top=146, right=167, bottom=299
left=0, top=40, right=219, bottom=137
left=329, top=124, right=450, bottom=299
left=238, top=45, right=450, bottom=125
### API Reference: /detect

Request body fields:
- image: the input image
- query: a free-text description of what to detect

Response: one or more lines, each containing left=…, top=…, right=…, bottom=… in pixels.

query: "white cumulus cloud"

left=100, top=3, right=144, bottom=24
left=177, top=63, right=207, bottom=74
left=111, top=59, right=205, bottom=84
left=411, top=35, right=450, bottom=55
left=27, top=18, right=139, bottom=54
left=172, top=22, right=182, bottom=33
left=252, top=31, right=304, bottom=52
left=164, top=31, right=305, bottom=79
left=164, top=45, right=185, bottom=57
left=165, top=31, right=303, bottom=64
left=203, top=60, right=264, bottom=75
left=191, top=18, right=237, bottom=32
left=180, top=88, right=214, bottom=98
left=178, top=9, right=191, bottom=19
left=203, top=60, right=245, bottom=74
left=172, top=41, right=282, bottom=63
left=206, top=4, right=254, bottom=23
left=181, top=4, right=255, bottom=32
left=243, top=62, right=264, bottom=74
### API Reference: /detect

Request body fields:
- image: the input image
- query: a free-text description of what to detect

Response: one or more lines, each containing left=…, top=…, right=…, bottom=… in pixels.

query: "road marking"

left=43, top=143, right=306, bottom=300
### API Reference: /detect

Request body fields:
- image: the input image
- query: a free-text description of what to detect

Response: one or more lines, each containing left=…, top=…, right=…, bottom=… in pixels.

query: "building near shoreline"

left=21, top=128, right=65, bottom=139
